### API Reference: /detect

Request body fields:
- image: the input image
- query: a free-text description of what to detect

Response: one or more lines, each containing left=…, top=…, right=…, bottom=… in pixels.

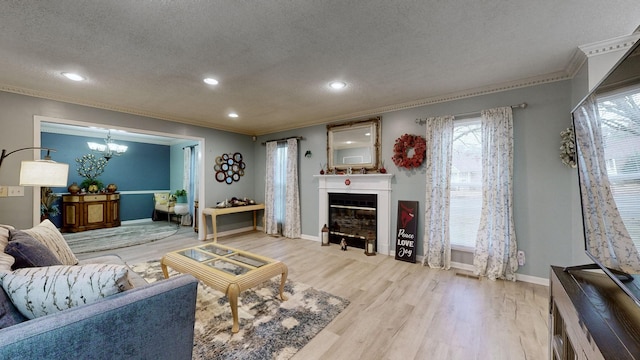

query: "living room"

left=0, top=64, right=604, bottom=282
left=1, top=2, right=640, bottom=359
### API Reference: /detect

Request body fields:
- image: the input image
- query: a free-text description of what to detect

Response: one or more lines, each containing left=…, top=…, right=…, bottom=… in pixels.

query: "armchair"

left=153, top=192, right=175, bottom=222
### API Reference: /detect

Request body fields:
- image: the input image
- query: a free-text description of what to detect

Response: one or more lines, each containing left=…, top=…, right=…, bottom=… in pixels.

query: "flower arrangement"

left=392, top=134, right=427, bottom=169
left=76, top=154, right=108, bottom=191
left=559, top=126, right=577, bottom=168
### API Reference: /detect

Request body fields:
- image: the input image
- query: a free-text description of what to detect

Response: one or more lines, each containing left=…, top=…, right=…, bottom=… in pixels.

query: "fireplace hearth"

left=328, top=193, right=377, bottom=250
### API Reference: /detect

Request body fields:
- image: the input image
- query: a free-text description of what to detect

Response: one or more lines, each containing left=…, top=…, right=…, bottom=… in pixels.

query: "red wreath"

left=392, top=134, right=426, bottom=169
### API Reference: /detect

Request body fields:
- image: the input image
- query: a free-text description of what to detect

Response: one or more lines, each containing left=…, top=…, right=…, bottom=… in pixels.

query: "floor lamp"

left=1, top=147, right=68, bottom=222
left=0, top=147, right=69, bottom=187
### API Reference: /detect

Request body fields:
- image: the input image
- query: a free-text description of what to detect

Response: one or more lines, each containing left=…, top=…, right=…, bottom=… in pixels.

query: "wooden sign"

left=395, top=200, right=418, bottom=263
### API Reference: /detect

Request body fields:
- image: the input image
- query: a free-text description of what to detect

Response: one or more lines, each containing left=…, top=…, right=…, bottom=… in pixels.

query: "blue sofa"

left=0, top=230, right=199, bottom=360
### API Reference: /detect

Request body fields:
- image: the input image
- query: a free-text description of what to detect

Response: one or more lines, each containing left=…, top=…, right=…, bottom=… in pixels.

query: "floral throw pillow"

left=0, top=264, right=133, bottom=319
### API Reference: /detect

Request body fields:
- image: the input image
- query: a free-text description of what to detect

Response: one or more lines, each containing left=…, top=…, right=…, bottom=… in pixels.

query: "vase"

left=106, top=183, right=117, bottom=193
left=67, top=182, right=80, bottom=195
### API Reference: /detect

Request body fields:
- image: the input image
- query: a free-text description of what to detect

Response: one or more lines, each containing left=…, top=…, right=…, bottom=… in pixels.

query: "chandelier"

left=87, top=130, right=128, bottom=160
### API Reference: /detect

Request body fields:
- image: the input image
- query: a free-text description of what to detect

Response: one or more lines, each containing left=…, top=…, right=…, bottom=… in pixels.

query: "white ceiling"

left=1, top=1, right=640, bottom=135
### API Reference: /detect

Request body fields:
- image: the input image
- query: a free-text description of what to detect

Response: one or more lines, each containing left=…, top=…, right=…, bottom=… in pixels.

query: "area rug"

left=131, top=261, right=350, bottom=360
left=63, top=222, right=179, bottom=254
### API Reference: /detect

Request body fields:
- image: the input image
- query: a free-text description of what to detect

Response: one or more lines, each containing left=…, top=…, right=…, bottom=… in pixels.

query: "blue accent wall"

left=41, top=132, right=171, bottom=224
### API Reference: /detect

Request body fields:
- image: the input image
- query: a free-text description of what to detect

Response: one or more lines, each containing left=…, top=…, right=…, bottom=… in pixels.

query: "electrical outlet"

left=8, top=186, right=24, bottom=197
left=517, top=250, right=526, bottom=266
left=0, top=186, right=7, bottom=197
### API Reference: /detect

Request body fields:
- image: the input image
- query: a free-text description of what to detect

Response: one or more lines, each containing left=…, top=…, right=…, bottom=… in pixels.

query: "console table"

left=201, top=204, right=265, bottom=242
left=549, top=266, right=640, bottom=359
left=61, top=193, right=121, bottom=233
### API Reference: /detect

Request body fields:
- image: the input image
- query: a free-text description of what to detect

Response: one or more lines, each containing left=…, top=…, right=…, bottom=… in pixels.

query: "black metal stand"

left=564, top=263, right=634, bottom=282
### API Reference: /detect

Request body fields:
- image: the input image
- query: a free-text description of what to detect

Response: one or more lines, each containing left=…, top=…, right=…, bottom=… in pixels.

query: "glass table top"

left=177, top=243, right=269, bottom=276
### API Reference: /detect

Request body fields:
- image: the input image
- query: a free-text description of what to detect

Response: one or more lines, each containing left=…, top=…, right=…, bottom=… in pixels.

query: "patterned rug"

left=131, top=261, right=350, bottom=360
left=63, top=222, right=179, bottom=254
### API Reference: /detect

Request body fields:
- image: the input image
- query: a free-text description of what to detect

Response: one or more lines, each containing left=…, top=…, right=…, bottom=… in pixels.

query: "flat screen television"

left=571, top=37, right=640, bottom=307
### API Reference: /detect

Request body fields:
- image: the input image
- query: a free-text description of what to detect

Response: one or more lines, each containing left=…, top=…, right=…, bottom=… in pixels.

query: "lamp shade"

left=19, top=160, right=69, bottom=187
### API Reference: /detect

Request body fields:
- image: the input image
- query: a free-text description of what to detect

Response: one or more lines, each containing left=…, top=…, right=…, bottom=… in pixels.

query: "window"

left=273, top=144, right=288, bottom=228
left=450, top=118, right=483, bottom=249
left=597, top=88, right=640, bottom=249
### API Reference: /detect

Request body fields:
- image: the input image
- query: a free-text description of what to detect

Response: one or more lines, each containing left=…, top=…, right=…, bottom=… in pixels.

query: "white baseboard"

left=301, top=234, right=318, bottom=241
left=296, top=234, right=550, bottom=286
left=122, top=218, right=156, bottom=225
left=514, top=273, right=549, bottom=286
left=450, top=261, right=548, bottom=285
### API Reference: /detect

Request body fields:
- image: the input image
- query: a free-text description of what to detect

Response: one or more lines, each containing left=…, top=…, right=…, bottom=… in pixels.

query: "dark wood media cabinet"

left=549, top=266, right=640, bottom=359
left=61, top=193, right=121, bottom=232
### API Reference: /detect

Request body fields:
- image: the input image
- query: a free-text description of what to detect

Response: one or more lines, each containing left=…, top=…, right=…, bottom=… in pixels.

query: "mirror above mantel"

left=327, top=117, right=381, bottom=172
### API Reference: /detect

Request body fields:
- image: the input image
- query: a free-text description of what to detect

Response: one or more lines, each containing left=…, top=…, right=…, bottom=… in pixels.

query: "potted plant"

left=40, top=187, right=60, bottom=221
left=173, top=189, right=187, bottom=203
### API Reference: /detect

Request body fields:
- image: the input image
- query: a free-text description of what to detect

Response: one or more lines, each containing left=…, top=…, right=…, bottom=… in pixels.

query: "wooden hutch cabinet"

left=549, top=266, right=640, bottom=359
left=61, top=193, right=121, bottom=232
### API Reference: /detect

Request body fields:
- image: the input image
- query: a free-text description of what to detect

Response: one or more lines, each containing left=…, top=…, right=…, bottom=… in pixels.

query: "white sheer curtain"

left=574, top=95, right=640, bottom=273
left=181, top=146, right=195, bottom=226
left=264, top=139, right=301, bottom=238
left=264, top=142, right=279, bottom=235
left=422, top=116, right=454, bottom=269
left=283, top=138, right=301, bottom=238
left=473, top=107, right=518, bottom=281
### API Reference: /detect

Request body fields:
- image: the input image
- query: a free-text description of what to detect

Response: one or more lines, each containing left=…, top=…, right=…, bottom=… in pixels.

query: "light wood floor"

left=78, top=227, right=550, bottom=360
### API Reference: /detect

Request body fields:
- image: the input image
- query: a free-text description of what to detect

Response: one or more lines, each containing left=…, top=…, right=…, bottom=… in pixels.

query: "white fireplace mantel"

left=314, top=174, right=394, bottom=255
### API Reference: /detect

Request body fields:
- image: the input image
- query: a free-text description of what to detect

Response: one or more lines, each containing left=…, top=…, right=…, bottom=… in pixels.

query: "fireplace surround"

left=315, top=174, right=393, bottom=255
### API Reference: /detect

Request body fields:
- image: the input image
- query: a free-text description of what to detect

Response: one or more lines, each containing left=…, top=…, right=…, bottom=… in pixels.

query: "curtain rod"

left=261, top=136, right=304, bottom=145
left=182, top=144, right=199, bottom=149
left=415, top=102, right=528, bottom=125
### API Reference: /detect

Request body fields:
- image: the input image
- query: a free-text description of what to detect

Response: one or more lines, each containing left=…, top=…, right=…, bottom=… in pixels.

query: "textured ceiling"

left=1, top=1, right=639, bottom=135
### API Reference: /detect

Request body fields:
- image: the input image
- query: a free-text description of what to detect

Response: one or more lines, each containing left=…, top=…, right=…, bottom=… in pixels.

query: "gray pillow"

left=6, top=230, right=63, bottom=270
left=0, top=286, right=27, bottom=329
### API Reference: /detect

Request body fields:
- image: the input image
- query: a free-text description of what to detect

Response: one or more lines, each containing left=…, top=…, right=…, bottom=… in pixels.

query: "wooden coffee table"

left=161, top=243, right=288, bottom=333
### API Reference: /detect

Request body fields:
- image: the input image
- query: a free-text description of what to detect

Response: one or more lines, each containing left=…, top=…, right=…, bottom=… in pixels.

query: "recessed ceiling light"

left=204, top=78, right=219, bottom=85
left=228, top=113, right=239, bottom=118
left=62, top=72, right=85, bottom=81
left=329, top=81, right=347, bottom=90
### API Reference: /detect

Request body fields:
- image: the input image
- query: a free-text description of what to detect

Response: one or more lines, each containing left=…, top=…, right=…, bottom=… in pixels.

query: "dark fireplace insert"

left=328, top=193, right=377, bottom=250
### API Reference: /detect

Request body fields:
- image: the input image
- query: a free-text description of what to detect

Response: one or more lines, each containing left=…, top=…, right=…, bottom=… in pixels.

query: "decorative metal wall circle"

left=214, top=152, right=245, bottom=184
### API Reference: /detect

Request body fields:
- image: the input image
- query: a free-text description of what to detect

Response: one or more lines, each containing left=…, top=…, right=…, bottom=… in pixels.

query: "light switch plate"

left=0, top=186, right=7, bottom=197
left=8, top=186, right=24, bottom=196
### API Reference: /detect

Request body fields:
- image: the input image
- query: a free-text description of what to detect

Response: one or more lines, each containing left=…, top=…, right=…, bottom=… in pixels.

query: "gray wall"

left=253, top=80, right=588, bottom=279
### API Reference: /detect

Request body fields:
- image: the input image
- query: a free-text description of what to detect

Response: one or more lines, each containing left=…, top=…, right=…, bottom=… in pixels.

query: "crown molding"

left=578, top=32, right=640, bottom=58
left=2, top=72, right=570, bottom=137
left=564, top=48, right=588, bottom=79
left=0, top=84, right=252, bottom=135
left=290, top=71, right=571, bottom=130
left=565, top=31, right=640, bottom=79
